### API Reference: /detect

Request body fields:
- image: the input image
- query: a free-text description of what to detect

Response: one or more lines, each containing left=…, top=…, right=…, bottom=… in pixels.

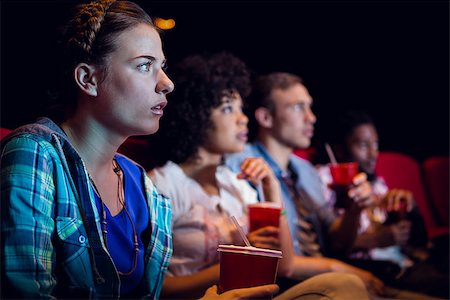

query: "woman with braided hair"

left=0, top=1, right=278, bottom=299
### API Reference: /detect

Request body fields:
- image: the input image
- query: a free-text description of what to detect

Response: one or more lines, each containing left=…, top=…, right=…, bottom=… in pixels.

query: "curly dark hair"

left=148, top=51, right=251, bottom=167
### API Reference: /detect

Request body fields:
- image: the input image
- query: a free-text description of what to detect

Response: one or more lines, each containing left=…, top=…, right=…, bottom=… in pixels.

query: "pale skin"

left=253, top=83, right=385, bottom=295
left=61, top=23, right=273, bottom=300
left=61, top=23, right=173, bottom=216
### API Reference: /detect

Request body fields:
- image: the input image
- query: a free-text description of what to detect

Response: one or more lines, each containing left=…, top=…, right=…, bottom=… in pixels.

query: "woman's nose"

left=156, top=71, right=174, bottom=94
left=239, top=111, right=248, bottom=125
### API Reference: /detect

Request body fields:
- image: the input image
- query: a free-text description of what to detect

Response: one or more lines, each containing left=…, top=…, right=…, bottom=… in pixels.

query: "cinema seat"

left=423, top=156, right=449, bottom=227
left=375, top=151, right=448, bottom=239
left=293, top=147, right=316, bottom=162
left=1, top=127, right=12, bottom=140
left=117, top=136, right=152, bottom=170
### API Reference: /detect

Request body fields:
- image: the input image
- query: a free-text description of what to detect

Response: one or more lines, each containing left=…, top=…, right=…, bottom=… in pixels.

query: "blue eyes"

left=292, top=103, right=314, bottom=113
left=293, top=103, right=306, bottom=112
left=137, top=60, right=168, bottom=73
left=137, top=62, right=152, bottom=72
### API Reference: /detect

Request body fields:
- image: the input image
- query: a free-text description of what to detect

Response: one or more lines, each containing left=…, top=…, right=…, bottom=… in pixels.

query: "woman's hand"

left=200, top=284, right=279, bottom=299
left=247, top=226, right=281, bottom=250
left=237, top=157, right=281, bottom=204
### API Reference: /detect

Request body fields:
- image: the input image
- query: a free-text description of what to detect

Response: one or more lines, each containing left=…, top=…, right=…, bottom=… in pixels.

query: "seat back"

left=423, top=156, right=449, bottom=227
left=375, top=151, right=436, bottom=233
left=1, top=127, right=12, bottom=140
left=117, top=137, right=152, bottom=170
left=293, top=147, right=316, bottom=162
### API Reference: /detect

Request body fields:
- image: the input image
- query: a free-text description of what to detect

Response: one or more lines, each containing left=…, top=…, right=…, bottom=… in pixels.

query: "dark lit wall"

left=1, top=1, right=448, bottom=161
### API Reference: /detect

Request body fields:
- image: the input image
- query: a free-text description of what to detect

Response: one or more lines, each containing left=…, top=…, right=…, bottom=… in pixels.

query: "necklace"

left=89, top=158, right=139, bottom=276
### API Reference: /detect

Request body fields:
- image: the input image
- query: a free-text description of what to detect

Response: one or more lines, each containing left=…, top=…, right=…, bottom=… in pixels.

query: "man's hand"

left=390, top=220, right=412, bottom=246
left=348, top=172, right=376, bottom=208
left=383, top=189, right=414, bottom=213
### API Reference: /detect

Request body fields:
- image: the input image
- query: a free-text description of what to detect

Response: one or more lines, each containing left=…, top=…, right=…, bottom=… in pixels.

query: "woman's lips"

left=237, top=131, right=248, bottom=142
left=151, top=101, right=167, bottom=115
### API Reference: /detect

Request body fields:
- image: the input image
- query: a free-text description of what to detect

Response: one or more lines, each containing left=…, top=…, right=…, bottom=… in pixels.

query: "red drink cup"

left=329, top=162, right=359, bottom=209
left=248, top=203, right=281, bottom=232
left=218, top=245, right=282, bottom=296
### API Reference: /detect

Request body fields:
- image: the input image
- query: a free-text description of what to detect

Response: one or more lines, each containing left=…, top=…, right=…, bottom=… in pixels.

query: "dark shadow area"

left=1, top=0, right=448, bottom=161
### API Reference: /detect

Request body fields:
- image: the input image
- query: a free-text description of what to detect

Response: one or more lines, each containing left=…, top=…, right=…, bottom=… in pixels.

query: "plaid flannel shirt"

left=1, top=118, right=172, bottom=299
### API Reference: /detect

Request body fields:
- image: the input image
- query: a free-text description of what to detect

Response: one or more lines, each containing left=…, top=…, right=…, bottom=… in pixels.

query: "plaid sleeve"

left=142, top=174, right=173, bottom=299
left=1, top=136, right=57, bottom=299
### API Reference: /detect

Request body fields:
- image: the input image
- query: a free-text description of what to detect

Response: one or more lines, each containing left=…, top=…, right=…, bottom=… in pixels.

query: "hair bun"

left=67, top=0, right=116, bottom=55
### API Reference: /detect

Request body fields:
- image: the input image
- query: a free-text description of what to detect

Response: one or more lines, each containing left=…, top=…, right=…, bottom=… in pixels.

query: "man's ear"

left=254, top=107, right=273, bottom=129
left=74, top=63, right=99, bottom=97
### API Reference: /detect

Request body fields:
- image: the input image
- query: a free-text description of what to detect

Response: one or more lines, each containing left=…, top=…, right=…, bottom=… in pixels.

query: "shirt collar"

left=252, top=141, right=294, bottom=179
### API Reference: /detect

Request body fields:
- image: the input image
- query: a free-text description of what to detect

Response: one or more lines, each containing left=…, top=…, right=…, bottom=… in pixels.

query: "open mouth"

left=237, top=131, right=248, bottom=141
left=151, top=101, right=167, bottom=115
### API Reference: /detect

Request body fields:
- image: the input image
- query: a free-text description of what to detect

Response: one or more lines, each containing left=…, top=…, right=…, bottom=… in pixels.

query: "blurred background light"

left=155, top=17, right=175, bottom=30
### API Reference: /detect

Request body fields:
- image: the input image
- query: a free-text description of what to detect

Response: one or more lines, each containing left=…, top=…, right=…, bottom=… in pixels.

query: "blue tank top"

left=92, top=155, right=149, bottom=296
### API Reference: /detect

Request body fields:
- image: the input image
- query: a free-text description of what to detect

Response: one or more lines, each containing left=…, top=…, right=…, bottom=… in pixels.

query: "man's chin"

left=295, top=139, right=311, bottom=150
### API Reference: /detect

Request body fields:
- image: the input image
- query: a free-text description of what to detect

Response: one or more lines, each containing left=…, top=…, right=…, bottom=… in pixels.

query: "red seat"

left=375, top=151, right=448, bottom=239
left=293, top=147, right=316, bottom=162
left=423, top=156, right=449, bottom=227
left=1, top=127, right=12, bottom=140
left=117, top=137, right=151, bottom=170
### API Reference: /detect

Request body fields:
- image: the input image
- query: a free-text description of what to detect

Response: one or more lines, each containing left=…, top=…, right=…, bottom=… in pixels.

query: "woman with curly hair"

left=148, top=52, right=370, bottom=299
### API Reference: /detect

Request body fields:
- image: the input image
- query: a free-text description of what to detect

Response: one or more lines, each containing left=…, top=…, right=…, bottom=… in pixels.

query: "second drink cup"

left=247, top=202, right=282, bottom=232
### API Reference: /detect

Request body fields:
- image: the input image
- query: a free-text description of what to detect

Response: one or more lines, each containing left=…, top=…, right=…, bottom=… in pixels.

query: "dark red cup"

left=329, top=162, right=359, bottom=209
left=248, top=203, right=281, bottom=232
left=218, top=245, right=282, bottom=296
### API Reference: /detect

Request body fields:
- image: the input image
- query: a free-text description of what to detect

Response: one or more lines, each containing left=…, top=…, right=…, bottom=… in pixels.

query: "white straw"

left=230, top=216, right=251, bottom=247
left=258, top=183, right=266, bottom=202
left=325, top=143, right=338, bottom=165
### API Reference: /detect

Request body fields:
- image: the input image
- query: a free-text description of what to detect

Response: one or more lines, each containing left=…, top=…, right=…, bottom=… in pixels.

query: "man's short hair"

left=247, top=72, right=303, bottom=141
